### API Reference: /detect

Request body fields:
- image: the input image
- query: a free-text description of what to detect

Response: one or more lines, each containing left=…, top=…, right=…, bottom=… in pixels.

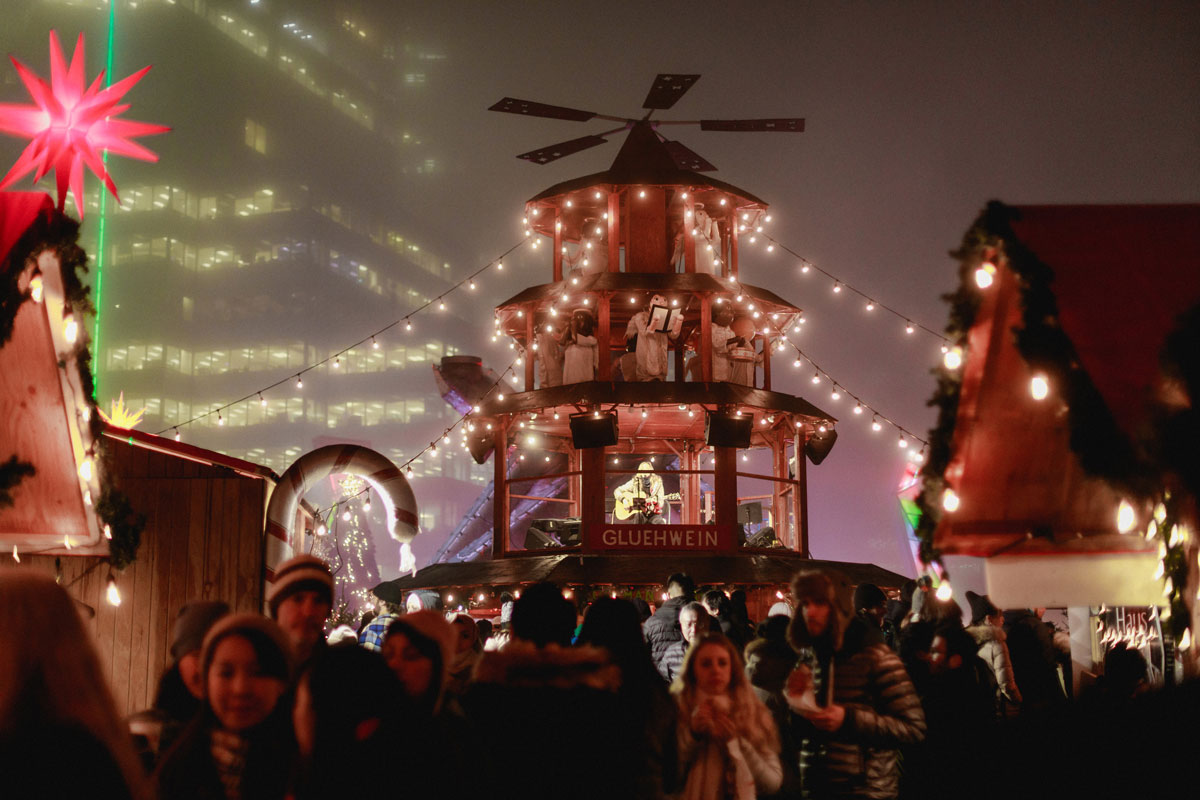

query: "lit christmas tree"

left=313, top=475, right=382, bottom=626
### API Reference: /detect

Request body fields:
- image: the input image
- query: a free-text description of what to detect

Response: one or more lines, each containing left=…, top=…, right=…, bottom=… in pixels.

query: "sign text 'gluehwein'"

left=587, top=524, right=734, bottom=553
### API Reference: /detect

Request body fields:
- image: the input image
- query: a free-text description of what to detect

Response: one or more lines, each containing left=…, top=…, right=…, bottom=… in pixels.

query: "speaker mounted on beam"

left=705, top=411, right=752, bottom=448
left=569, top=411, right=618, bottom=448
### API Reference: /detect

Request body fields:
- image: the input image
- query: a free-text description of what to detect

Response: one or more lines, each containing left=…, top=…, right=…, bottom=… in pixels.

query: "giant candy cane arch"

left=264, top=445, right=418, bottom=586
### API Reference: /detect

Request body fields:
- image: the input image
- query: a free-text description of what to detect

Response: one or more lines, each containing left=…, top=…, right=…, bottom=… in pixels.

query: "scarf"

left=681, top=691, right=756, bottom=800
left=209, top=728, right=250, bottom=800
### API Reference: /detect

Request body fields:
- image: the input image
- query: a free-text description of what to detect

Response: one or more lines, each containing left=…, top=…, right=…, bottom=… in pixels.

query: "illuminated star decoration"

left=0, top=30, right=168, bottom=217
left=97, top=392, right=146, bottom=430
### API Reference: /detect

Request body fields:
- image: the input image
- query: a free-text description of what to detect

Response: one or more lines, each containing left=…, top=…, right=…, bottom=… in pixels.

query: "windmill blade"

left=662, top=140, right=716, bottom=172
left=517, top=135, right=609, bottom=165
left=643, top=74, right=700, bottom=110
left=490, top=97, right=597, bottom=122
left=700, top=118, right=805, bottom=132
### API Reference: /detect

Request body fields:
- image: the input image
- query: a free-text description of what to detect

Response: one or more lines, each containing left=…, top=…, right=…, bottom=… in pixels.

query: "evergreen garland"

left=915, top=201, right=1159, bottom=567
left=0, top=205, right=144, bottom=567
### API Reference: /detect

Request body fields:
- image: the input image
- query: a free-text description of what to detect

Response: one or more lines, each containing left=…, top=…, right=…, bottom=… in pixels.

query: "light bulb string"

left=725, top=276, right=929, bottom=449
left=756, top=232, right=949, bottom=343
left=309, top=356, right=519, bottom=519
left=153, top=240, right=526, bottom=435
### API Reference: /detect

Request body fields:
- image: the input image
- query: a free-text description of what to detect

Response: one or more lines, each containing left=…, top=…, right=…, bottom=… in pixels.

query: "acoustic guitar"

left=613, top=490, right=682, bottom=521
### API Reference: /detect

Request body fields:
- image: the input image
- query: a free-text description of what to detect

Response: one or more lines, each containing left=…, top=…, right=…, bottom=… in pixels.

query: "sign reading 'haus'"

left=587, top=524, right=734, bottom=553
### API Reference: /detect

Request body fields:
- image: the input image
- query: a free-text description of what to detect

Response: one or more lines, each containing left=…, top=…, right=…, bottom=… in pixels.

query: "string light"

left=296, top=375, right=304, bottom=389
left=63, top=313, right=78, bottom=343
left=1030, top=374, right=1049, bottom=400
left=29, top=273, right=43, bottom=303
left=259, top=393, right=266, bottom=407
left=106, top=574, right=121, bottom=606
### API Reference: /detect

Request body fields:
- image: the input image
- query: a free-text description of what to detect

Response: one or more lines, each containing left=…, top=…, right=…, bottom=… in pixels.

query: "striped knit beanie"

left=267, top=554, right=334, bottom=617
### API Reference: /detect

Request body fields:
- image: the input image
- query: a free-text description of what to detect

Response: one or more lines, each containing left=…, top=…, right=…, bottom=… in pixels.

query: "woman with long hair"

left=0, top=568, right=150, bottom=799
left=671, top=632, right=782, bottom=800
left=154, top=614, right=295, bottom=800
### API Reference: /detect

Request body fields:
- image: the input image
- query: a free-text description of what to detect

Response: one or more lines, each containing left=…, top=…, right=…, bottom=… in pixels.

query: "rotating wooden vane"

left=490, top=73, right=804, bottom=170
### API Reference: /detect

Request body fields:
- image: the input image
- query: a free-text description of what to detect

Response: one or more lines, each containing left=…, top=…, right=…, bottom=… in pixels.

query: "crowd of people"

left=2, top=560, right=1197, bottom=799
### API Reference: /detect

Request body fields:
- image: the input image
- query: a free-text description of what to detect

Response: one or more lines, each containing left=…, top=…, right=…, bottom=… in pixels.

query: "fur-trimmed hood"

left=966, top=623, right=1006, bottom=646
left=471, top=640, right=621, bottom=692
left=786, top=569, right=854, bottom=652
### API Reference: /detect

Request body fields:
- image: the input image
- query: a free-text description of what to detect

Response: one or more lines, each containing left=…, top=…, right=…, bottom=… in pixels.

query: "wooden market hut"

left=918, top=201, right=1200, bottom=677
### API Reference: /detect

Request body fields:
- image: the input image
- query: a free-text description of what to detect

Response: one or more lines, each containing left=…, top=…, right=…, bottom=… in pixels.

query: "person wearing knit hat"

left=267, top=554, right=333, bottom=669
left=129, top=600, right=229, bottom=768
left=382, top=610, right=456, bottom=715
left=155, top=614, right=296, bottom=800
left=852, top=583, right=888, bottom=635
left=964, top=591, right=1022, bottom=714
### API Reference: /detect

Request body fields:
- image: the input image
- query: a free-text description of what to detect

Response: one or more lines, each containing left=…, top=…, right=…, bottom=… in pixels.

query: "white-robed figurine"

left=535, top=314, right=565, bottom=388
left=562, top=309, right=598, bottom=384
left=625, top=294, right=679, bottom=381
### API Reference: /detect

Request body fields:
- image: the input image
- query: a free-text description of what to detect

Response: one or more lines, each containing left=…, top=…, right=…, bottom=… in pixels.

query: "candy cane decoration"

left=264, top=445, right=418, bottom=585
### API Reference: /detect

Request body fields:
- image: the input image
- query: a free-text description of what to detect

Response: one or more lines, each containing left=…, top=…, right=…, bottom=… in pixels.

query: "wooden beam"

left=492, top=419, right=509, bottom=559
left=684, top=193, right=696, bottom=273
left=762, top=335, right=772, bottom=391
left=580, top=444, right=606, bottom=534
left=714, top=445, right=738, bottom=551
left=553, top=207, right=563, bottom=282
left=794, top=437, right=809, bottom=556
left=524, top=310, right=535, bottom=390
left=729, top=209, right=739, bottom=279
left=607, top=190, right=620, bottom=272
left=700, top=294, right=713, bottom=382
left=598, top=294, right=611, bottom=379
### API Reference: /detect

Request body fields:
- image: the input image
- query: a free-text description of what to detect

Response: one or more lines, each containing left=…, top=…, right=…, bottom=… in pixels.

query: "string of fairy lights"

left=153, top=240, right=528, bottom=438
left=308, top=356, right=521, bottom=524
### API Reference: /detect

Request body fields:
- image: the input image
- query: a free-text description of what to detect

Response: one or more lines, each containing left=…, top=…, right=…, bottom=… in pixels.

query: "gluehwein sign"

left=587, top=524, right=734, bottom=553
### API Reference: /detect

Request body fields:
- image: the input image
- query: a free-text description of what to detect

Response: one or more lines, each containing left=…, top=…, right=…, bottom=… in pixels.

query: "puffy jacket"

left=967, top=623, right=1022, bottom=709
left=786, top=571, right=925, bottom=799
left=644, top=596, right=691, bottom=670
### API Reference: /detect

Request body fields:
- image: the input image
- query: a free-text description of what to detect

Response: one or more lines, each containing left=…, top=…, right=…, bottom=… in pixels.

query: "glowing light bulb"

left=832, top=282, right=841, bottom=294
left=296, top=376, right=304, bottom=389
left=641, top=409, right=648, bottom=419
left=317, top=523, right=327, bottom=536
left=975, top=262, right=997, bottom=288
left=174, top=429, right=181, bottom=442
left=342, top=507, right=351, bottom=521
left=905, top=323, right=915, bottom=335
left=406, top=467, right=414, bottom=480
left=943, top=347, right=963, bottom=370
left=29, top=275, right=43, bottom=303
left=831, top=389, right=841, bottom=401
left=853, top=404, right=863, bottom=415
left=638, top=190, right=646, bottom=198
left=106, top=576, right=122, bottom=607
left=1155, top=503, right=1167, bottom=524
left=898, top=435, right=908, bottom=449
left=866, top=301, right=875, bottom=311
left=217, top=413, right=225, bottom=426
left=942, top=488, right=961, bottom=512
left=871, top=418, right=882, bottom=432
left=497, top=261, right=504, bottom=270
left=11, top=545, right=18, bottom=563
left=1116, top=500, right=1136, bottom=533
left=405, top=321, right=413, bottom=332
left=793, top=359, right=802, bottom=368
left=811, top=373, right=820, bottom=384
left=333, top=356, right=340, bottom=369
left=259, top=393, right=267, bottom=407
left=372, top=338, right=380, bottom=349
left=935, top=582, right=953, bottom=602
left=79, top=457, right=93, bottom=482
left=1030, top=374, right=1049, bottom=400
left=801, top=264, right=810, bottom=274
left=63, top=314, right=78, bottom=343
left=1180, top=628, right=1193, bottom=651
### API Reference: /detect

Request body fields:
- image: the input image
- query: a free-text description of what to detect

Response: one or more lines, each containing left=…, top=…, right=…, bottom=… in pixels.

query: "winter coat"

left=645, top=595, right=691, bottom=669
left=786, top=575, right=925, bottom=800
left=1003, top=610, right=1066, bottom=713
left=463, top=640, right=637, bottom=800
left=967, top=623, right=1022, bottom=710
left=661, top=638, right=689, bottom=682
left=154, top=708, right=295, bottom=800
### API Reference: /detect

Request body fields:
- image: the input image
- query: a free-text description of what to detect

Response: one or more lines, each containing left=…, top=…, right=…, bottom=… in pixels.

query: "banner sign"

left=587, top=523, right=734, bottom=553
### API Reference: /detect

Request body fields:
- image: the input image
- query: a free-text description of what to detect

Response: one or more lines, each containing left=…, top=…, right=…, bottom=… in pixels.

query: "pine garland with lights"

left=0, top=206, right=145, bottom=567
left=916, top=201, right=1159, bottom=564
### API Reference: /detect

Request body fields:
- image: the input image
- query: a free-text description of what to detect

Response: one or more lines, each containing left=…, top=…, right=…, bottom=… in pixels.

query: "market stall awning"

left=371, top=552, right=908, bottom=603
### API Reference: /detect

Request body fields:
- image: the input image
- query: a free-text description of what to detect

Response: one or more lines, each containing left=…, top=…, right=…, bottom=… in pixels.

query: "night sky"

left=3, top=2, right=1198, bottom=583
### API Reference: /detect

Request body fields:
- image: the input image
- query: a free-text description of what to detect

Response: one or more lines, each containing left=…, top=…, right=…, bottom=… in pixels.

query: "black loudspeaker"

left=468, top=435, right=495, bottom=465
left=804, top=427, right=838, bottom=465
left=705, top=412, right=752, bottom=448
left=569, top=412, right=618, bottom=448
left=737, top=502, right=763, bottom=525
left=747, top=526, right=779, bottom=547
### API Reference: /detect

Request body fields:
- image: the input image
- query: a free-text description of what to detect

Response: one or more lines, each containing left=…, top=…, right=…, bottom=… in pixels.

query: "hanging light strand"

left=308, top=357, right=519, bottom=517
left=756, top=233, right=949, bottom=343
left=154, top=240, right=526, bottom=436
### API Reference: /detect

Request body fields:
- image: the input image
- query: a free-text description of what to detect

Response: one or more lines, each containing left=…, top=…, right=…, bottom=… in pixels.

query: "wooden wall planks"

left=16, top=437, right=271, bottom=717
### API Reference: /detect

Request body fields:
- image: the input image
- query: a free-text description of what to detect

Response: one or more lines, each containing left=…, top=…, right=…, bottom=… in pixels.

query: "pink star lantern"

left=0, top=30, right=168, bottom=217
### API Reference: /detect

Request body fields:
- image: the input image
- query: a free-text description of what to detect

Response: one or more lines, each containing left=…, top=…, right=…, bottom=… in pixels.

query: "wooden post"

left=714, top=445, right=738, bottom=551
left=793, top=434, right=809, bottom=556
left=568, top=447, right=580, bottom=517
left=762, top=335, right=772, bottom=391
left=700, top=294, right=712, bottom=382
left=598, top=294, right=611, bottom=380
left=771, top=433, right=786, bottom=541
left=684, top=445, right=701, bottom=524
left=674, top=336, right=685, bottom=383
left=607, top=190, right=620, bottom=272
left=553, top=207, right=563, bottom=282
left=492, top=418, right=509, bottom=558
left=524, top=310, right=535, bottom=390
left=580, top=444, right=606, bottom=543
